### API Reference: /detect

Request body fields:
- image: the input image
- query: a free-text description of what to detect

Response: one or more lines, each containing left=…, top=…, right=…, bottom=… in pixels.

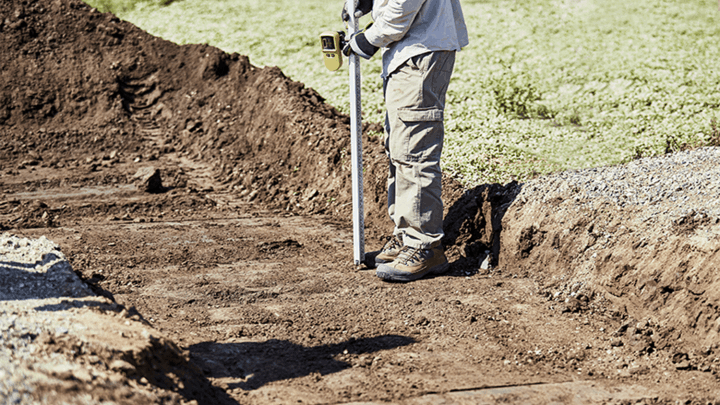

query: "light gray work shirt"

left=363, top=0, right=469, bottom=79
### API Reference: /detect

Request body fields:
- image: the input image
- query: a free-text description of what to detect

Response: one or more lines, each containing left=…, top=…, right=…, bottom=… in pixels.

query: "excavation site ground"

left=2, top=1, right=720, bottom=404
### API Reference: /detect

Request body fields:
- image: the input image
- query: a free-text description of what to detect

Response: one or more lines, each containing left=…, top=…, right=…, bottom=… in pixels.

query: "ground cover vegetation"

left=84, top=0, right=720, bottom=186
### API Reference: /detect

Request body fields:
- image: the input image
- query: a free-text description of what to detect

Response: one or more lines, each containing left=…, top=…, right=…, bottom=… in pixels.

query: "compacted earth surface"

left=2, top=0, right=720, bottom=403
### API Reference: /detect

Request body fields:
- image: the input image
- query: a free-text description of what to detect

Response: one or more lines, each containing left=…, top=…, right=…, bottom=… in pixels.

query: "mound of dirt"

left=0, top=0, right=507, bottom=265
left=0, top=0, right=392, bottom=230
left=499, top=148, right=720, bottom=352
left=0, top=234, right=228, bottom=404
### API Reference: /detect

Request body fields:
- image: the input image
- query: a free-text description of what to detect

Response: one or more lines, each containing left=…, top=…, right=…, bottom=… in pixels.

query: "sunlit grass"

left=85, top=0, right=720, bottom=186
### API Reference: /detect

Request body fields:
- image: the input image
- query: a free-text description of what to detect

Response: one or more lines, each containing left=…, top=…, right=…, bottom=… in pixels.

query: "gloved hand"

left=341, top=0, right=373, bottom=22
left=342, top=30, right=379, bottom=60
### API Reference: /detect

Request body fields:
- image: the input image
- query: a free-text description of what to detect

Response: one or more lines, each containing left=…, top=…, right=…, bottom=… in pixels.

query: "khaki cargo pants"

left=383, top=50, right=456, bottom=249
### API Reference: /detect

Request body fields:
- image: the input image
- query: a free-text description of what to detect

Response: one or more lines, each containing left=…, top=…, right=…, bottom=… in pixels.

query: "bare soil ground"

left=2, top=0, right=720, bottom=403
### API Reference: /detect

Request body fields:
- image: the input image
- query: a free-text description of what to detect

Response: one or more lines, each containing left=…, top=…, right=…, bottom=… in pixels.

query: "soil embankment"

left=500, top=149, right=720, bottom=350
left=0, top=0, right=392, bottom=232
left=0, top=0, right=505, bottom=272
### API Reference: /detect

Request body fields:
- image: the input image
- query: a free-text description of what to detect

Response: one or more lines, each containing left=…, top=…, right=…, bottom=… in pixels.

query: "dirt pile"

left=0, top=0, right=394, bottom=229
left=0, top=0, right=509, bottom=263
left=500, top=148, right=720, bottom=353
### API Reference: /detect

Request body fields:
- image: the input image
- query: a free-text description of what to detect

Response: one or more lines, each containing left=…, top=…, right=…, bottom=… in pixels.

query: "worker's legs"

left=384, top=50, right=456, bottom=249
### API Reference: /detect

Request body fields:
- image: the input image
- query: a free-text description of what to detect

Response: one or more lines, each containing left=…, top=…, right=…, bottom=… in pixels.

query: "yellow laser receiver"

left=320, top=31, right=345, bottom=71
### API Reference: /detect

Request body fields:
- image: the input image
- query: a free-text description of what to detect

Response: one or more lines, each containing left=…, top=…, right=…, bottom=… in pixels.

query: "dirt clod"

left=132, top=167, right=163, bottom=193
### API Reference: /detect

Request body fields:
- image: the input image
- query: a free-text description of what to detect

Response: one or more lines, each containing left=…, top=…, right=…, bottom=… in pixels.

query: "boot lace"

left=396, top=246, right=426, bottom=265
left=382, top=235, right=402, bottom=253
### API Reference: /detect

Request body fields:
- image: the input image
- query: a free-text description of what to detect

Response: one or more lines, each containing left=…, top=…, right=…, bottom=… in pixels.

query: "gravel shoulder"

left=0, top=234, right=225, bottom=404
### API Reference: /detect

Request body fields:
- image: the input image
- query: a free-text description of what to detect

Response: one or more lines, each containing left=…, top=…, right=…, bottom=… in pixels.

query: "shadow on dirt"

left=189, top=334, right=415, bottom=390
left=72, top=269, right=118, bottom=302
left=441, top=181, right=522, bottom=276
left=33, top=298, right=121, bottom=313
left=0, top=255, right=95, bottom=301
left=0, top=252, right=61, bottom=270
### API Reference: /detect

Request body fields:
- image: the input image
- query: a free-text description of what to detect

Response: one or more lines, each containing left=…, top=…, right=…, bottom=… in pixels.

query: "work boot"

left=375, top=245, right=449, bottom=282
left=365, top=235, right=403, bottom=268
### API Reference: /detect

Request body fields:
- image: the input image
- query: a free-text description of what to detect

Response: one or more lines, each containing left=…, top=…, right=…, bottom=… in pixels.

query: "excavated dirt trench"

left=2, top=0, right=720, bottom=403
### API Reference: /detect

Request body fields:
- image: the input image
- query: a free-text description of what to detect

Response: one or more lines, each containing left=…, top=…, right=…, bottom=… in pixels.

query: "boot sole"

left=376, top=261, right=449, bottom=282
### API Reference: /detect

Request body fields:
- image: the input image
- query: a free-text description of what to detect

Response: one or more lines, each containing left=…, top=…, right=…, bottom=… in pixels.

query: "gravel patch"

left=0, top=233, right=100, bottom=403
left=0, top=233, right=213, bottom=404
left=519, top=147, right=720, bottom=230
left=0, top=234, right=94, bottom=301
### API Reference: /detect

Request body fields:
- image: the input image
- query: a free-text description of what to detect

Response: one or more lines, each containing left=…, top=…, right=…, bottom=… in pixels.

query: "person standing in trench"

left=342, top=0, right=469, bottom=281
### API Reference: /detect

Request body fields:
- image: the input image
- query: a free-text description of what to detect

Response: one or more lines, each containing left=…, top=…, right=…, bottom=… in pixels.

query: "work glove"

left=342, top=25, right=378, bottom=60
left=341, top=0, right=373, bottom=22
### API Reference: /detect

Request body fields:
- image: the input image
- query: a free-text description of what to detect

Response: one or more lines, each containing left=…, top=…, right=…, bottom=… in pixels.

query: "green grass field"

left=85, top=0, right=720, bottom=186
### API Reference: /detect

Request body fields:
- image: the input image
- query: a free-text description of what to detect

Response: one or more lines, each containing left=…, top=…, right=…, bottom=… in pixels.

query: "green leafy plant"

left=708, top=118, right=720, bottom=147
left=88, top=0, right=169, bottom=13
left=490, top=69, right=542, bottom=119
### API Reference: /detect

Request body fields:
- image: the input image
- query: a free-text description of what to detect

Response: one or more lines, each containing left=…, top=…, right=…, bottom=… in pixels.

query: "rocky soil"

left=501, top=148, right=720, bottom=353
left=1, top=0, right=720, bottom=403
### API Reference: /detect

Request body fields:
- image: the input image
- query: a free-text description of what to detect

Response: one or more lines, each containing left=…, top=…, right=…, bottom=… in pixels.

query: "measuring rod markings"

left=347, top=0, right=365, bottom=265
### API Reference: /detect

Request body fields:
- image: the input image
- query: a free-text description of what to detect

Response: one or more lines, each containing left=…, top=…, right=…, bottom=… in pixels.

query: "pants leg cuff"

left=403, top=239, right=442, bottom=250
